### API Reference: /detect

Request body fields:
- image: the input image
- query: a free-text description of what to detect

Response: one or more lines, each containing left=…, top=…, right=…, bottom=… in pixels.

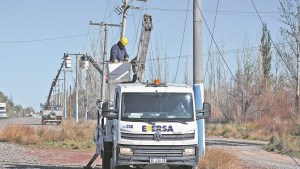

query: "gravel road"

left=206, top=137, right=300, bottom=169
left=0, top=117, right=299, bottom=169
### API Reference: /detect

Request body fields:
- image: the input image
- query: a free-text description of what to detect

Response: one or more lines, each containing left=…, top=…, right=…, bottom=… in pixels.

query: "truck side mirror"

left=102, top=101, right=118, bottom=119
left=196, top=102, right=211, bottom=119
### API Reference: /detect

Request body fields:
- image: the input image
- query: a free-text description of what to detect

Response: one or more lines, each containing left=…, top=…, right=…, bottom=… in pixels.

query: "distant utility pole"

left=89, top=21, right=122, bottom=101
left=62, top=69, right=72, bottom=119
left=193, top=0, right=205, bottom=157
left=64, top=53, right=87, bottom=123
left=85, top=75, right=88, bottom=121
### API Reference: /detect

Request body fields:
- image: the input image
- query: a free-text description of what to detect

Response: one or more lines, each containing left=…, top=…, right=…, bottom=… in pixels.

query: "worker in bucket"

left=110, top=37, right=130, bottom=63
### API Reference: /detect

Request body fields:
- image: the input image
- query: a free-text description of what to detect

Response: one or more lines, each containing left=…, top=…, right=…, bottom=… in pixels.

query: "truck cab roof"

left=116, top=82, right=193, bottom=93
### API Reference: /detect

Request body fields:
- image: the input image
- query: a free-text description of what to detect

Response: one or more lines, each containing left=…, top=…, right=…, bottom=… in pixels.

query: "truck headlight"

left=120, top=147, right=133, bottom=156
left=183, top=147, right=195, bottom=156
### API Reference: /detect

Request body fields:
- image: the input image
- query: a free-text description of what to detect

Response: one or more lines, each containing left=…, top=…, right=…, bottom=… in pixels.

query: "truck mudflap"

left=116, top=145, right=198, bottom=167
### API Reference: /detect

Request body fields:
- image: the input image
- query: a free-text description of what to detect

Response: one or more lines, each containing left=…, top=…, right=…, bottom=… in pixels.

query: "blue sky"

left=0, top=0, right=281, bottom=111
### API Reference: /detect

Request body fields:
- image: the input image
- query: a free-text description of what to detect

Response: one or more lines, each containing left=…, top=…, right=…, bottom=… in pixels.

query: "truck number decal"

left=122, top=124, right=133, bottom=129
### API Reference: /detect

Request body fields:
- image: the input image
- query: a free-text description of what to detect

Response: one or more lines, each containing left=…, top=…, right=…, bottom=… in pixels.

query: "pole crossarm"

left=89, top=21, right=122, bottom=27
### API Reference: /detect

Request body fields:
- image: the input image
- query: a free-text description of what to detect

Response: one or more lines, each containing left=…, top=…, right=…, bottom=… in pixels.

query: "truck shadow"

left=4, top=163, right=85, bottom=169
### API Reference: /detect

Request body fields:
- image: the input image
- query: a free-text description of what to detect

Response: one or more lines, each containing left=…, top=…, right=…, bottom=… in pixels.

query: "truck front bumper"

left=116, top=145, right=198, bottom=167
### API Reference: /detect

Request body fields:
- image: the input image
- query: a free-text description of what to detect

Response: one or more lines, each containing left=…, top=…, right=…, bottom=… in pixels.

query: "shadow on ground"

left=3, top=163, right=91, bottom=169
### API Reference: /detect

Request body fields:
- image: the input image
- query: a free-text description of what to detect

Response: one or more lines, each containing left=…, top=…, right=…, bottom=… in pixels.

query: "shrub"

left=199, top=148, right=240, bottom=169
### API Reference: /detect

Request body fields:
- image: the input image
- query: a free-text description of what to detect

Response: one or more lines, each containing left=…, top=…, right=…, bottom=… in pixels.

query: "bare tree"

left=279, top=0, right=300, bottom=115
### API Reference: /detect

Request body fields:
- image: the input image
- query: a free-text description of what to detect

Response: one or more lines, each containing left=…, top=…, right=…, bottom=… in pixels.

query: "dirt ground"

left=0, top=117, right=299, bottom=169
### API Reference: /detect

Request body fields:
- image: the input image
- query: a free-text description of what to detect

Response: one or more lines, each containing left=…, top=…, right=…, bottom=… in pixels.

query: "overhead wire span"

left=143, top=41, right=296, bottom=62
left=0, top=32, right=98, bottom=44
left=204, top=0, right=220, bottom=84
left=249, top=0, right=295, bottom=78
left=173, top=0, right=190, bottom=83
left=249, top=0, right=300, bottom=166
left=82, top=25, right=92, bottom=52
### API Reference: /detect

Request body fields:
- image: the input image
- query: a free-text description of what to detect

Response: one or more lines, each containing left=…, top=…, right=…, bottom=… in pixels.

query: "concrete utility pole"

left=85, top=75, right=88, bottom=121
left=89, top=22, right=122, bottom=101
left=64, top=53, right=86, bottom=122
left=193, top=0, right=205, bottom=156
left=121, top=0, right=129, bottom=37
left=75, top=54, right=79, bottom=123
left=63, top=70, right=67, bottom=118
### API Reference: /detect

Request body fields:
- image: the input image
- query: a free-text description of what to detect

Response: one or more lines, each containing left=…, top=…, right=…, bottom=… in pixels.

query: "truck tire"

left=174, top=166, right=197, bottom=169
left=102, top=142, right=112, bottom=169
left=185, top=166, right=198, bottom=169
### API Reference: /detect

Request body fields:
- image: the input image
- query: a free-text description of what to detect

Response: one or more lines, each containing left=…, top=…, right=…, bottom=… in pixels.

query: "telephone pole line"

left=193, top=0, right=205, bottom=157
left=89, top=22, right=122, bottom=101
left=121, top=0, right=129, bottom=37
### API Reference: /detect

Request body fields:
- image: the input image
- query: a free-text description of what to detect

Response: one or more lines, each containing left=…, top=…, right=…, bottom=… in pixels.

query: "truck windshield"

left=121, top=93, right=194, bottom=122
left=0, top=107, right=5, bottom=111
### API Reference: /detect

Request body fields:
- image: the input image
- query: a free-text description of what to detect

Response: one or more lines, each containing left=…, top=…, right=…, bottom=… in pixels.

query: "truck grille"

left=121, top=132, right=194, bottom=141
left=134, top=146, right=183, bottom=157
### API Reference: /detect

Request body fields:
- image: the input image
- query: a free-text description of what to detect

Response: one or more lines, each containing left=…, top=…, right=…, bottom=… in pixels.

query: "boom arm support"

left=132, top=14, right=152, bottom=82
left=46, top=62, right=64, bottom=108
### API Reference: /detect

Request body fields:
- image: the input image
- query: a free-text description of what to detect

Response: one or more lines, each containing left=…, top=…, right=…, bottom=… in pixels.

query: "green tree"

left=260, top=23, right=272, bottom=87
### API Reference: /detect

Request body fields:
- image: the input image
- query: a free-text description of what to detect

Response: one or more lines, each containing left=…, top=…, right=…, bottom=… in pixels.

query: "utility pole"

left=75, top=54, right=79, bottom=123
left=89, top=22, right=122, bottom=101
left=85, top=74, right=88, bottom=121
left=64, top=70, right=67, bottom=118
left=121, top=0, right=129, bottom=37
left=64, top=53, right=86, bottom=122
left=193, top=0, right=205, bottom=157
left=69, top=85, right=72, bottom=119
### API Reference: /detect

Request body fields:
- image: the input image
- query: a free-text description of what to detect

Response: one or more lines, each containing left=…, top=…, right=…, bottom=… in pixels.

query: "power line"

left=0, top=32, right=98, bottom=44
left=204, top=0, right=220, bottom=84
left=250, top=0, right=295, bottom=78
left=143, top=41, right=295, bottom=62
left=250, top=0, right=300, bottom=166
left=147, top=7, right=278, bottom=14
left=173, top=0, right=190, bottom=83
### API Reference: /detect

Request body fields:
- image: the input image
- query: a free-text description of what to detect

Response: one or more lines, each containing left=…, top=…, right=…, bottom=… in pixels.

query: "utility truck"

left=0, top=103, right=7, bottom=119
left=40, top=61, right=64, bottom=125
left=40, top=104, right=63, bottom=125
left=85, top=14, right=211, bottom=169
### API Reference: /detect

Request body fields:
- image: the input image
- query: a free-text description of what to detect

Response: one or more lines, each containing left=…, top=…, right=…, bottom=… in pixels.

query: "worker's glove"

left=124, top=58, right=130, bottom=62
left=113, top=59, right=119, bottom=63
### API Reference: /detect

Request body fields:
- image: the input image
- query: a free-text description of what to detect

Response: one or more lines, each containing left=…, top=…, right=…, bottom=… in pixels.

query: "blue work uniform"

left=110, top=42, right=129, bottom=62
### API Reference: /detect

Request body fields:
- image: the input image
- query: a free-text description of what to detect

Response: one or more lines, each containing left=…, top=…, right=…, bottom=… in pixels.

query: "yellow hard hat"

left=120, top=37, right=128, bottom=46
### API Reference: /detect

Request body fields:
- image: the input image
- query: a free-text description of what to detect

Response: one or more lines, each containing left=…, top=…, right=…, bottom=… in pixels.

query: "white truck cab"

left=97, top=81, right=211, bottom=169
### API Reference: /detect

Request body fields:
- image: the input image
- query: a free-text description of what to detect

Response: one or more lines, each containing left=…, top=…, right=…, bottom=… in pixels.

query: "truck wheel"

left=186, top=166, right=198, bottom=169
left=102, top=142, right=112, bottom=169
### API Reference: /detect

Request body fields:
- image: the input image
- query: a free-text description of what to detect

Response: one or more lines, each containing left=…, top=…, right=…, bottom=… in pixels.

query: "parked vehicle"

left=0, top=102, right=7, bottom=119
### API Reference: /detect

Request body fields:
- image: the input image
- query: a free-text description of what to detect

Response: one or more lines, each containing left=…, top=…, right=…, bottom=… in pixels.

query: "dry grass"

left=0, top=120, right=96, bottom=150
left=199, top=148, right=241, bottom=169
left=206, top=120, right=300, bottom=158
left=206, top=123, right=270, bottom=141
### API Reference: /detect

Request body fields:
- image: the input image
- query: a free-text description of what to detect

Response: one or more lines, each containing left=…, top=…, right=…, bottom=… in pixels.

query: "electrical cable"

left=173, top=0, right=190, bottom=83
left=0, top=32, right=98, bottom=44
left=249, top=0, right=300, bottom=166
left=204, top=0, right=220, bottom=84
left=250, top=0, right=295, bottom=79
left=143, top=41, right=295, bottom=62
left=82, top=25, right=91, bottom=52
